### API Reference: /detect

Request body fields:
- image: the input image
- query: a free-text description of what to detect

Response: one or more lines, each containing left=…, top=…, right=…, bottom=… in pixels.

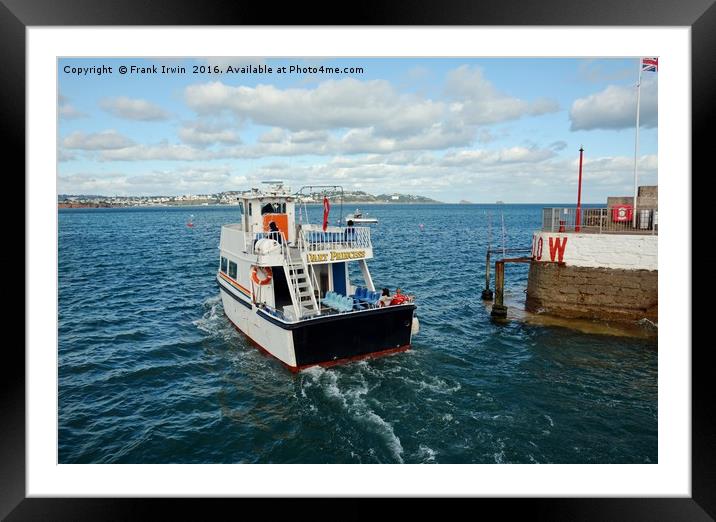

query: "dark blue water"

left=58, top=204, right=657, bottom=463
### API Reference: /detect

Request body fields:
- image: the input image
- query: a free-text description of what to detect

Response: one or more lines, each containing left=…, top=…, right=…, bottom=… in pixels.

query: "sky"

left=57, top=57, right=658, bottom=203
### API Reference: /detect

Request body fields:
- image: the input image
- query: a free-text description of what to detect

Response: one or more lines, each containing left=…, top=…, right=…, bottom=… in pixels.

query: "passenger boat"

left=343, top=208, right=378, bottom=224
left=217, top=182, right=418, bottom=371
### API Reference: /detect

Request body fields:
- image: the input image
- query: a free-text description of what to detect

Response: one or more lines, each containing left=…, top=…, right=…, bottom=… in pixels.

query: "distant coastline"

left=58, top=190, right=443, bottom=208
left=57, top=200, right=443, bottom=209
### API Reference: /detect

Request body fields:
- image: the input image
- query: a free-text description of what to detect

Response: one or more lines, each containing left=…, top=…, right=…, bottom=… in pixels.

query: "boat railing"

left=298, top=224, right=372, bottom=251
left=542, top=207, right=658, bottom=235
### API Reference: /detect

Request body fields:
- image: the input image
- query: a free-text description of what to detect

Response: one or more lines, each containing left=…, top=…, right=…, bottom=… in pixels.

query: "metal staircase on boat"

left=285, top=248, right=319, bottom=318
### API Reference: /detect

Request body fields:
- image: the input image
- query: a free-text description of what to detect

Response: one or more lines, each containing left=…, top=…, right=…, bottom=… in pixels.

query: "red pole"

left=575, top=146, right=584, bottom=232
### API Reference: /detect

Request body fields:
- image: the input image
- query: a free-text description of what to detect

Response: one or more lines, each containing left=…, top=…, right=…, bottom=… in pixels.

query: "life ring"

left=612, top=205, right=633, bottom=222
left=251, top=266, right=273, bottom=285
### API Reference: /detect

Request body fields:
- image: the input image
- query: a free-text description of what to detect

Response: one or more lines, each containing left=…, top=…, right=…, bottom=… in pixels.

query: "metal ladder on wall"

left=284, top=247, right=319, bottom=319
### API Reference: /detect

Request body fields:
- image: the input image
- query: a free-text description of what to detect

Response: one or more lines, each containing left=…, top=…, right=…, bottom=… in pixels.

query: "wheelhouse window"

left=229, top=261, right=237, bottom=279
left=261, top=202, right=281, bottom=215
left=220, top=256, right=228, bottom=273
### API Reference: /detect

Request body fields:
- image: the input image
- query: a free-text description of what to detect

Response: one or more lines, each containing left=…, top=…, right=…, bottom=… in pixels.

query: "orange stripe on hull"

left=219, top=272, right=252, bottom=297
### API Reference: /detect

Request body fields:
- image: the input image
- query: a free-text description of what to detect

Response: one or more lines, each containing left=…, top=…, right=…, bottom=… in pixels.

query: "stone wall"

left=526, top=262, right=658, bottom=322
left=606, top=185, right=658, bottom=210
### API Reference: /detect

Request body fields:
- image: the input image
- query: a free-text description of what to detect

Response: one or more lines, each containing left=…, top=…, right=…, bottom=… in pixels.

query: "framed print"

left=5, top=0, right=713, bottom=519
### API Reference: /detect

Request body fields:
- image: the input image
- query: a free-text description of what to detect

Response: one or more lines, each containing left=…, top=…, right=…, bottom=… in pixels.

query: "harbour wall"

left=525, top=232, right=657, bottom=322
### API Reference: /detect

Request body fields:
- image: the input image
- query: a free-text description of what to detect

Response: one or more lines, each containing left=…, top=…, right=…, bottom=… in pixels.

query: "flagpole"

left=632, top=59, right=642, bottom=228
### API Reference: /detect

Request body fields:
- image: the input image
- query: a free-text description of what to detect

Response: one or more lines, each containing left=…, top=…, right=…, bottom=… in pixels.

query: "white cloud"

left=100, top=96, right=169, bottom=121
left=58, top=94, right=87, bottom=119
left=58, top=149, right=77, bottom=162
left=289, top=130, right=331, bottom=144
left=59, top=151, right=657, bottom=202
left=178, top=121, right=241, bottom=147
left=59, top=104, right=87, bottom=119
left=445, top=65, right=560, bottom=125
left=441, top=146, right=556, bottom=166
left=184, top=78, right=447, bottom=137
left=100, top=142, right=212, bottom=161
left=569, top=78, right=657, bottom=131
left=58, top=172, right=129, bottom=194
left=58, top=167, right=245, bottom=196
left=258, top=128, right=286, bottom=143
left=63, top=130, right=135, bottom=150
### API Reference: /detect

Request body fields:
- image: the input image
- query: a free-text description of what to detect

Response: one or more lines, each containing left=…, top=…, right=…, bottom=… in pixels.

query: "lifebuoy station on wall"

left=524, top=185, right=657, bottom=323
left=217, top=181, right=418, bottom=371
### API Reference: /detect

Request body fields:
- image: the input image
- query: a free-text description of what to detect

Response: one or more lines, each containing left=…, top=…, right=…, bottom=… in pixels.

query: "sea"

left=58, top=204, right=657, bottom=464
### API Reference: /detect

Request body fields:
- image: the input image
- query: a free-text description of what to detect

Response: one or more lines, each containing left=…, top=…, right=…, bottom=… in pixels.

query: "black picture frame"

left=5, top=0, right=711, bottom=519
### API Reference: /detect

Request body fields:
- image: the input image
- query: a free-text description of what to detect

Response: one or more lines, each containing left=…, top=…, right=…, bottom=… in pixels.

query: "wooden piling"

left=491, top=260, right=507, bottom=319
left=481, top=249, right=494, bottom=300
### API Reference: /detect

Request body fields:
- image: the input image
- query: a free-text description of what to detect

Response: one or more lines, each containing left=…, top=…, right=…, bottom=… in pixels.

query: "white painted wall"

left=531, top=231, right=657, bottom=271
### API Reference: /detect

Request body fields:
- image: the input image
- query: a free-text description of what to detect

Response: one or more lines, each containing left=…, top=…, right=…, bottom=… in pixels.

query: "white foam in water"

left=193, top=296, right=237, bottom=342
left=418, top=444, right=437, bottom=463
left=362, top=409, right=404, bottom=463
left=319, top=370, right=349, bottom=409
left=493, top=438, right=507, bottom=464
left=308, top=367, right=404, bottom=463
left=398, top=375, right=461, bottom=394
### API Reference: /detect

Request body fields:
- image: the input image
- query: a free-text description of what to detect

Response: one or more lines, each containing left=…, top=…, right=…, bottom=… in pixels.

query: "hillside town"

left=57, top=190, right=439, bottom=208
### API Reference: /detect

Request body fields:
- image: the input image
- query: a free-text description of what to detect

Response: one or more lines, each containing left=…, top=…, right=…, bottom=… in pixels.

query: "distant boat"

left=343, top=209, right=378, bottom=224
left=496, top=201, right=505, bottom=205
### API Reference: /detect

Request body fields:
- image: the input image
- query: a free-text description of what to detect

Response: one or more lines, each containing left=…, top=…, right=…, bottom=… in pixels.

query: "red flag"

left=322, top=197, right=330, bottom=231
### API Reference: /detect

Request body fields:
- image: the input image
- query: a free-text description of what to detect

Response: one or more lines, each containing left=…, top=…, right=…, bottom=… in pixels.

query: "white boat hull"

left=219, top=283, right=297, bottom=367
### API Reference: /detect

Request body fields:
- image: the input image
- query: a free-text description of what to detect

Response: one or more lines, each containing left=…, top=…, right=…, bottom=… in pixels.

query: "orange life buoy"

left=251, top=266, right=273, bottom=285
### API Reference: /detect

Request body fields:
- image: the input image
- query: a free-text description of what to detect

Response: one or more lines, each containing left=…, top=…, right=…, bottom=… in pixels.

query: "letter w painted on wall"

left=548, top=236, right=568, bottom=263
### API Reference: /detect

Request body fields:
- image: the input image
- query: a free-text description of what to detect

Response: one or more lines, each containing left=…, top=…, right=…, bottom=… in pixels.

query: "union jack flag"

left=641, top=57, right=658, bottom=72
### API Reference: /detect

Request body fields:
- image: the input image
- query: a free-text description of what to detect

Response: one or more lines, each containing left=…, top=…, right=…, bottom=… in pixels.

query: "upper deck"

left=220, top=222, right=374, bottom=264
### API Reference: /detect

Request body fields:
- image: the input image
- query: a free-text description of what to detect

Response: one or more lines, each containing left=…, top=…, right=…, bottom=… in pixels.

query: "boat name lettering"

left=308, top=250, right=366, bottom=263
left=308, top=253, right=329, bottom=262
left=331, top=250, right=366, bottom=261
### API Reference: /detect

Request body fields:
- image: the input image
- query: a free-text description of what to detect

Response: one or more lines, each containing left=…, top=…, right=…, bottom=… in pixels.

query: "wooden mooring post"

left=481, top=249, right=494, bottom=300
left=490, top=260, right=507, bottom=319
left=489, top=256, right=532, bottom=321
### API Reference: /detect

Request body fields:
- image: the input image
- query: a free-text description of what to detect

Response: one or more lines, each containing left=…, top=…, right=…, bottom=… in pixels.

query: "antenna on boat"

left=295, top=185, right=345, bottom=225
left=487, top=210, right=492, bottom=252
left=500, top=208, right=506, bottom=259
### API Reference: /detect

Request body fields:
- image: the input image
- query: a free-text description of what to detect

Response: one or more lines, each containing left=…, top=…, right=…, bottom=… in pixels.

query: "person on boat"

left=268, top=221, right=283, bottom=244
left=379, top=288, right=392, bottom=307
left=390, top=287, right=408, bottom=305
left=344, top=219, right=356, bottom=243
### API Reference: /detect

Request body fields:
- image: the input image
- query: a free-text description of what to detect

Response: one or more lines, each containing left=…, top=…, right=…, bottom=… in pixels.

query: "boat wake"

left=301, top=366, right=405, bottom=463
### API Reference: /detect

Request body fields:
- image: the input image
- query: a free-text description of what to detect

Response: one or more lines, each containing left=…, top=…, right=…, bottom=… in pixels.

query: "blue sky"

left=58, top=57, right=657, bottom=203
